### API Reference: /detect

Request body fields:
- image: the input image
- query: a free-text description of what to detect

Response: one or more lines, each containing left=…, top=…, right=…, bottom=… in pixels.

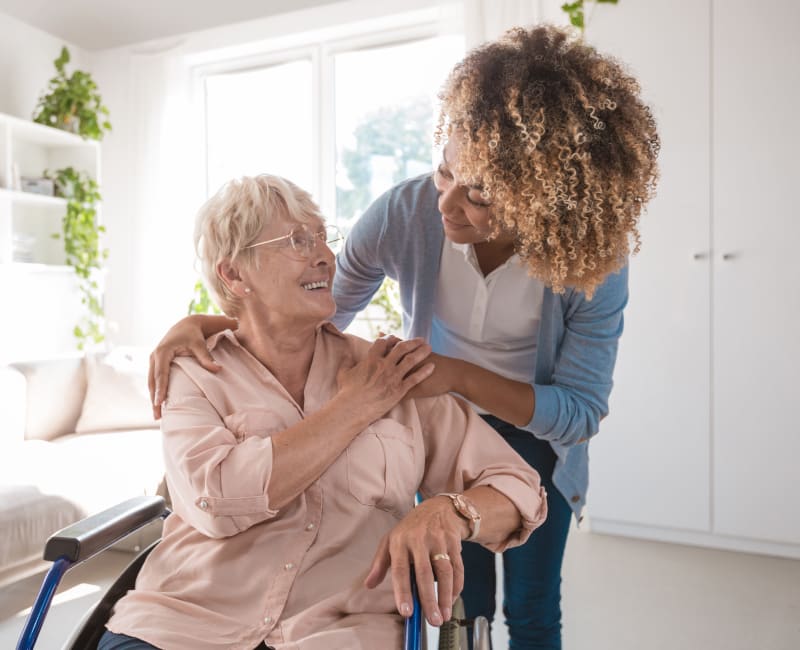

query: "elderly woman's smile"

left=242, top=218, right=338, bottom=329
left=301, top=280, right=329, bottom=291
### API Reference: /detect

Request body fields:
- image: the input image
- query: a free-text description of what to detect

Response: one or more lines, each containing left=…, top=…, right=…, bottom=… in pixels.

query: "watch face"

left=455, top=495, right=480, bottom=520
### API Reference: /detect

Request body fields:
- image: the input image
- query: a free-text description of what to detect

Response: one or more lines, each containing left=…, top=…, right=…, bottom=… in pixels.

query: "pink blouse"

left=107, top=324, right=547, bottom=649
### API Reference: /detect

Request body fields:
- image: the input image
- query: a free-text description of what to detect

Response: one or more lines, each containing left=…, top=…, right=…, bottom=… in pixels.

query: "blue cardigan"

left=332, top=174, right=628, bottom=518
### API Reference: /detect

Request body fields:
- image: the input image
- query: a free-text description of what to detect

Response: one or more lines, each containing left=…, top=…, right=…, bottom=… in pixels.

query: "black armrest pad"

left=44, top=496, right=167, bottom=563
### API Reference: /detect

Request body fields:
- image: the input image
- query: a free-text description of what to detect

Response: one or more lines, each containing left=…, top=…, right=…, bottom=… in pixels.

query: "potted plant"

left=32, top=46, right=112, bottom=140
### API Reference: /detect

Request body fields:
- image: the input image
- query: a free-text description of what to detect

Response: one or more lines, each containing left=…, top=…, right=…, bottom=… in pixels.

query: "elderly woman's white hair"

left=194, top=174, right=324, bottom=317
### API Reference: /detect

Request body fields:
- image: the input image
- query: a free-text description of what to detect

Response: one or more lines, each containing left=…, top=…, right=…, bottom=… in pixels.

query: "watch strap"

left=437, top=492, right=481, bottom=541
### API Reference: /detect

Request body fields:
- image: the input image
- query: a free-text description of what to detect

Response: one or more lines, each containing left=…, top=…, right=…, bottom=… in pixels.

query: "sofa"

left=0, top=348, right=166, bottom=586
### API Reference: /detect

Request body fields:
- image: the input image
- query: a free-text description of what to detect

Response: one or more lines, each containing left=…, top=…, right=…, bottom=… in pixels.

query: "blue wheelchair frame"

left=16, top=496, right=425, bottom=650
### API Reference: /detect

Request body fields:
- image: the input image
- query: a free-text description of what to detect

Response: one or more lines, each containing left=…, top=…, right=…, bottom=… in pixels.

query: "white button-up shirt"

left=431, top=240, right=545, bottom=411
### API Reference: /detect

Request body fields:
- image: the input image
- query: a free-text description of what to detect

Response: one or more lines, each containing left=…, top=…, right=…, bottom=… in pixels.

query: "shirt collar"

left=447, top=240, right=520, bottom=276
left=206, top=321, right=346, bottom=352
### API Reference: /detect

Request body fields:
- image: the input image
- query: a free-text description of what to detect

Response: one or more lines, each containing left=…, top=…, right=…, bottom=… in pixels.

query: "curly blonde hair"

left=436, top=25, right=660, bottom=297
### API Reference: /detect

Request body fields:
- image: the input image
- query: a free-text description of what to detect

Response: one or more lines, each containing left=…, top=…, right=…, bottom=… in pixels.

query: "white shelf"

left=0, top=262, right=73, bottom=274
left=0, top=188, right=67, bottom=208
left=0, top=111, right=102, bottom=361
left=0, top=113, right=99, bottom=149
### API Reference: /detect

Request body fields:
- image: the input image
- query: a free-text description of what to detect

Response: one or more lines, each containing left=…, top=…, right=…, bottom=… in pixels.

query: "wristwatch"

left=437, top=493, right=481, bottom=541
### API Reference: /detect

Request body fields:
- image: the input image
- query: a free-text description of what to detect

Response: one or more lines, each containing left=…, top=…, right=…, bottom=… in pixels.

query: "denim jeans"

left=461, top=415, right=573, bottom=650
left=98, top=632, right=160, bottom=650
left=98, top=630, right=271, bottom=650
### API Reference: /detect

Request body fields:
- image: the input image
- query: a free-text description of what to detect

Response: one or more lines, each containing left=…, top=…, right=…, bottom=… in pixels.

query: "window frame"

left=193, top=15, right=448, bottom=219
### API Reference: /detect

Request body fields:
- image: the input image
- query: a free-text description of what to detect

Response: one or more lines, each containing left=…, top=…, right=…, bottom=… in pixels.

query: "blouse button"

left=199, top=499, right=209, bottom=510
left=570, top=495, right=581, bottom=504
left=306, top=523, right=315, bottom=531
left=263, top=616, right=272, bottom=624
left=284, top=563, right=294, bottom=570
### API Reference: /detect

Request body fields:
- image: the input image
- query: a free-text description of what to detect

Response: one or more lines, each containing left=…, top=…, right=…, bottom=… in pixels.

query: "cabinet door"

left=586, top=0, right=712, bottom=531
left=712, top=0, right=800, bottom=544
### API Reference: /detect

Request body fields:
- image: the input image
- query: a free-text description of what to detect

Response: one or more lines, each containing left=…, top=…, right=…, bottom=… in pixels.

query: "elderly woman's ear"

left=217, top=259, right=249, bottom=298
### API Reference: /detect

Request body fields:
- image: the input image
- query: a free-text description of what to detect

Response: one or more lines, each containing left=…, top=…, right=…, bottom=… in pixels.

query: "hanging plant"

left=32, top=46, right=112, bottom=140
left=561, top=0, right=619, bottom=33
left=47, top=167, right=107, bottom=349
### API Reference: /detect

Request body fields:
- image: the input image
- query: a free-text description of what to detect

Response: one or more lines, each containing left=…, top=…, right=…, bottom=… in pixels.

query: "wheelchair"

left=16, top=496, right=490, bottom=650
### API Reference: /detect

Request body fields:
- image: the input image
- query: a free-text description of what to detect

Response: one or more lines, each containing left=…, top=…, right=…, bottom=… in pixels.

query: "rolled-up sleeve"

left=416, top=395, right=547, bottom=552
left=161, top=365, right=279, bottom=538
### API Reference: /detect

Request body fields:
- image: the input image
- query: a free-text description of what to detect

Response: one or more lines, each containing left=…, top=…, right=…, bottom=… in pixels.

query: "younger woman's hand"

left=405, top=353, right=461, bottom=399
left=335, top=336, right=434, bottom=422
left=148, top=315, right=223, bottom=419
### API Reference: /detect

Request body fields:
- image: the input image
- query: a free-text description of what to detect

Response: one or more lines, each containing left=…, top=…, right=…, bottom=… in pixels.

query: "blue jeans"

left=98, top=630, right=271, bottom=649
left=98, top=632, right=159, bottom=650
left=461, top=415, right=572, bottom=650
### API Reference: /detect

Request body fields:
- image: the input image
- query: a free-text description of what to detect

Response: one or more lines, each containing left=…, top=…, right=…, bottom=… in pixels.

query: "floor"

left=2, top=527, right=799, bottom=650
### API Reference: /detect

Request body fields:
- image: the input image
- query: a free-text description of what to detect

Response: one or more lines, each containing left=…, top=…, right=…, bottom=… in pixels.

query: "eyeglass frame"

left=243, top=223, right=344, bottom=259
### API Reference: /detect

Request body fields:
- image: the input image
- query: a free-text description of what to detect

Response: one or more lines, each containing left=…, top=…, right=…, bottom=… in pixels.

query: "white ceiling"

left=0, top=0, right=342, bottom=50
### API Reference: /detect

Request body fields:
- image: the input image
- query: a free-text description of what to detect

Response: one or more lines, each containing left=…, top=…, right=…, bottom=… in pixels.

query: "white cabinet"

left=586, top=1, right=800, bottom=558
left=0, top=112, right=101, bottom=361
left=711, top=1, right=800, bottom=547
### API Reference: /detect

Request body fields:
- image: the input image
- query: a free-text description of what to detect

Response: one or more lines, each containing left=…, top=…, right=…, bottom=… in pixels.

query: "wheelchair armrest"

left=44, top=496, right=168, bottom=563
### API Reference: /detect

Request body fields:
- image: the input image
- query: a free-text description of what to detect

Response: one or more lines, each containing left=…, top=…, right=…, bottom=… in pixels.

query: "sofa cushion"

left=11, top=358, right=87, bottom=441
left=0, top=428, right=165, bottom=578
left=75, top=347, right=153, bottom=434
left=48, top=428, right=165, bottom=516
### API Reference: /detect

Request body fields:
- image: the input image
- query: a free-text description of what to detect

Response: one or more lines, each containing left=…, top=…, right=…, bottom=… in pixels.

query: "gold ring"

left=431, top=553, right=451, bottom=562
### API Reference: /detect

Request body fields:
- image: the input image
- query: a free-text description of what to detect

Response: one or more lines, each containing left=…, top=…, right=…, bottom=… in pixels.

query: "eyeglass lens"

left=288, top=224, right=343, bottom=256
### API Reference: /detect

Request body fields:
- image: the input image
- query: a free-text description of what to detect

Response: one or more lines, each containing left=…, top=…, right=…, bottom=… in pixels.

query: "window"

left=205, top=59, right=313, bottom=196
left=333, top=35, right=463, bottom=230
left=201, top=22, right=464, bottom=228
left=199, top=15, right=464, bottom=335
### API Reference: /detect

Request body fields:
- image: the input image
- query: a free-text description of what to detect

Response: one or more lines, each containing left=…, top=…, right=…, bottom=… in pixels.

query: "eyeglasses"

left=244, top=224, right=344, bottom=260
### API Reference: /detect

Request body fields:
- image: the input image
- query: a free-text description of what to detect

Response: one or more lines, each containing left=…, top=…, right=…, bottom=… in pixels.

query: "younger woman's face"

left=433, top=138, right=506, bottom=245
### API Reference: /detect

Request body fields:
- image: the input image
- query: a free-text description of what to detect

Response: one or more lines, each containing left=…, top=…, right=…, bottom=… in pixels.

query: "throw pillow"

left=75, top=347, right=153, bottom=434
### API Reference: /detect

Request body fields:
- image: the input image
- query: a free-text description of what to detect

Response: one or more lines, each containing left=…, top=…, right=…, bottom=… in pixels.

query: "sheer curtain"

left=98, top=42, right=204, bottom=347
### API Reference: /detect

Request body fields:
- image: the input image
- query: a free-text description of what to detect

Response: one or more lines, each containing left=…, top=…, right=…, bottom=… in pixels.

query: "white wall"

left=0, top=12, right=88, bottom=119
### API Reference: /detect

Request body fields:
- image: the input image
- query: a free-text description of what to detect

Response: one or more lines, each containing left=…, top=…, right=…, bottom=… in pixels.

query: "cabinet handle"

left=722, top=252, right=739, bottom=261
left=693, top=252, right=709, bottom=260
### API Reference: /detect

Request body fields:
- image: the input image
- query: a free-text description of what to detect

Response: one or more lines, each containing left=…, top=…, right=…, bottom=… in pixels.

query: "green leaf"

left=54, top=46, right=70, bottom=72
left=49, top=165, right=107, bottom=349
left=32, top=45, right=112, bottom=141
left=561, top=1, right=585, bottom=30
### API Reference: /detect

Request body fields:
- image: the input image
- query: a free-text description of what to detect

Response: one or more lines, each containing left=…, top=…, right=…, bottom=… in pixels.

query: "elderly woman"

left=99, top=175, right=546, bottom=650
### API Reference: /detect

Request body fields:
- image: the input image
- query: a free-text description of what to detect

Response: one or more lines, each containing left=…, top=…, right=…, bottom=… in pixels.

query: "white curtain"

left=462, top=0, right=543, bottom=49
left=98, top=42, right=205, bottom=347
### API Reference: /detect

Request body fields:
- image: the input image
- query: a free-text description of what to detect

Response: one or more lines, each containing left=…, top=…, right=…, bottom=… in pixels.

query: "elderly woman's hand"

left=363, top=496, right=469, bottom=627
left=335, top=336, right=435, bottom=423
